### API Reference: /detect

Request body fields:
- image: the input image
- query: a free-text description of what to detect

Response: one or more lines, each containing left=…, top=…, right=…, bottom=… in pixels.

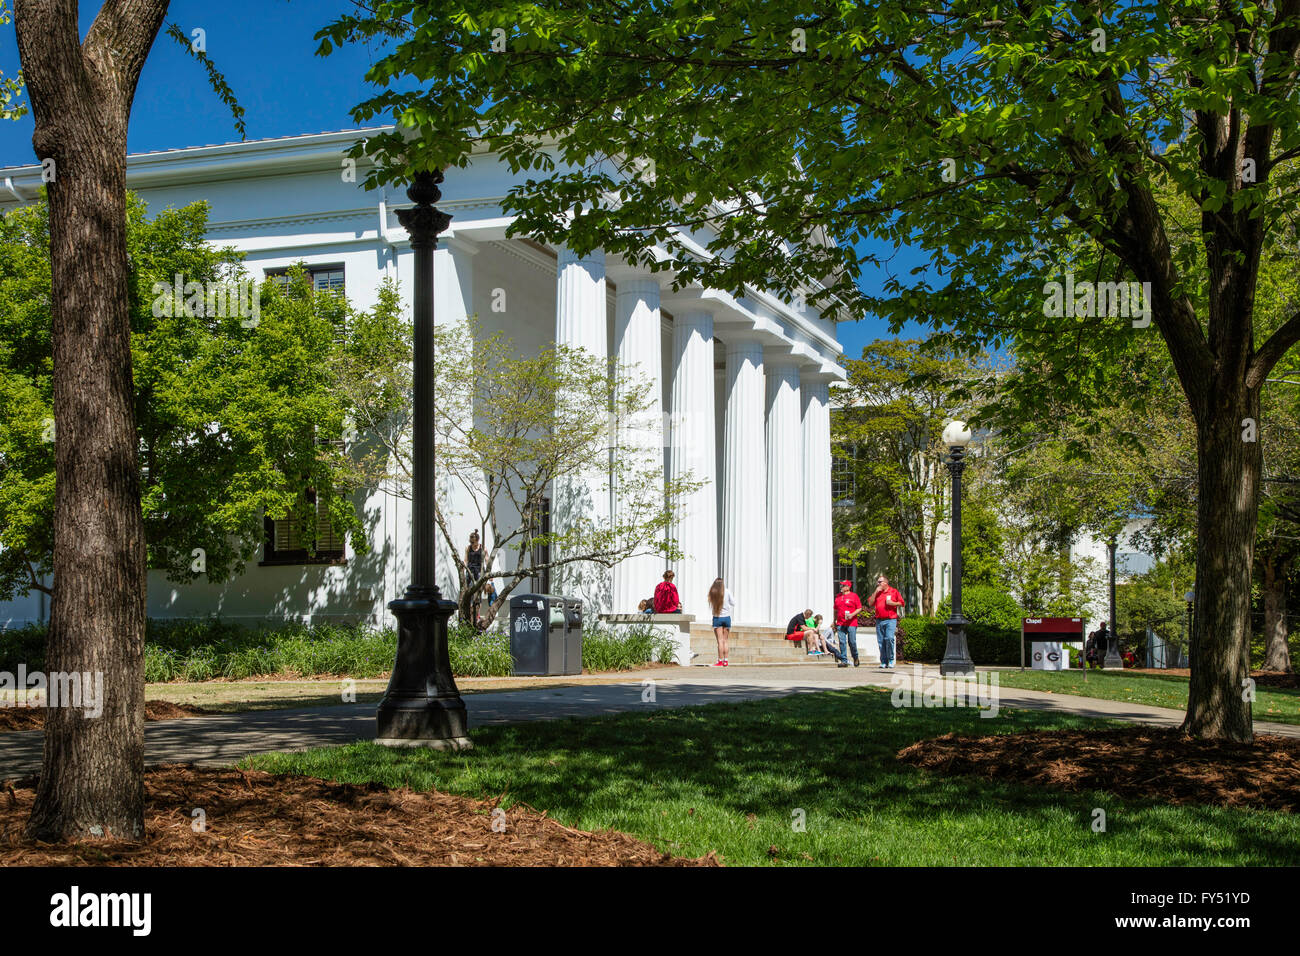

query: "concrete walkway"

left=1, top=663, right=1295, bottom=777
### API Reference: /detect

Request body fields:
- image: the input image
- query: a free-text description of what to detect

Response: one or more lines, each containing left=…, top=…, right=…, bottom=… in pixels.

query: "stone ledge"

left=600, top=613, right=696, bottom=624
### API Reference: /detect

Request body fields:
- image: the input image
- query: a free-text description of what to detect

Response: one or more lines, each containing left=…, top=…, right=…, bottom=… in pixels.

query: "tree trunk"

left=916, top=546, right=934, bottom=617
left=1182, top=391, right=1261, bottom=742
left=15, top=0, right=169, bottom=843
left=1261, top=550, right=1293, bottom=673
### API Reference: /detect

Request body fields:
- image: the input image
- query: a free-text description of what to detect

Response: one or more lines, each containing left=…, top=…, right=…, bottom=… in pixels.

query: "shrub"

left=897, top=615, right=946, bottom=662
left=0, top=623, right=49, bottom=672
left=936, top=584, right=1025, bottom=631
left=897, top=614, right=1023, bottom=666
left=448, top=625, right=514, bottom=677
left=4, top=613, right=679, bottom=683
left=141, top=618, right=400, bottom=682
left=580, top=624, right=677, bottom=672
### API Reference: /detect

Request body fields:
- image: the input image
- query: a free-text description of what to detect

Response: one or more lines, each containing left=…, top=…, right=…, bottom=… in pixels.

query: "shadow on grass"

left=245, top=687, right=1300, bottom=866
left=183, top=693, right=386, bottom=714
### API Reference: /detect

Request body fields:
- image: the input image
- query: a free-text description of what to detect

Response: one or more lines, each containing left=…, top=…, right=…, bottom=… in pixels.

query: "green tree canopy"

left=344, top=315, right=703, bottom=628
left=322, top=0, right=1300, bottom=739
left=834, top=338, right=988, bottom=615
left=0, top=194, right=408, bottom=601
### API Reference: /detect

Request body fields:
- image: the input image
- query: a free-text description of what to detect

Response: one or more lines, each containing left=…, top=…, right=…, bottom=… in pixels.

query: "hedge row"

left=898, top=615, right=1025, bottom=666
left=0, top=617, right=677, bottom=681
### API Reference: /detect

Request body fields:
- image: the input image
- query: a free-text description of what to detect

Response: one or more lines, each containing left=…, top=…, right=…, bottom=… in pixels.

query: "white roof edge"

left=0, top=127, right=847, bottom=373
left=0, top=127, right=398, bottom=179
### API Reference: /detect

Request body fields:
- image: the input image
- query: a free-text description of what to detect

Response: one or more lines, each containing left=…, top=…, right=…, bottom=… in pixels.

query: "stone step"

left=688, top=623, right=887, bottom=664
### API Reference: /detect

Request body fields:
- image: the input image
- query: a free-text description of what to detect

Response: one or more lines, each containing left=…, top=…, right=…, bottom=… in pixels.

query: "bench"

left=598, top=613, right=696, bottom=666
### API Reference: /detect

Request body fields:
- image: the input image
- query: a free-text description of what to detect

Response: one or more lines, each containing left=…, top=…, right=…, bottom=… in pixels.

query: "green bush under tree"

left=0, top=617, right=675, bottom=681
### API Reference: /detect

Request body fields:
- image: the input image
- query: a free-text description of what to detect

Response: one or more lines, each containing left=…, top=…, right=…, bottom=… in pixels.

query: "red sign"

left=1022, top=617, right=1084, bottom=634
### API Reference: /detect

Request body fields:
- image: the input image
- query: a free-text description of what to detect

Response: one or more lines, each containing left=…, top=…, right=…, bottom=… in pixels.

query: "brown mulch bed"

left=1253, top=671, right=1300, bottom=689
left=897, top=728, right=1300, bottom=812
left=1125, top=668, right=1299, bottom=689
left=0, top=765, right=719, bottom=866
left=0, top=700, right=213, bottom=733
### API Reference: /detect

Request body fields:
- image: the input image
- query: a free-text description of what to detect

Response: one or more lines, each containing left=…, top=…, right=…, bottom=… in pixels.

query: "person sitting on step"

left=807, top=614, right=836, bottom=657
left=786, top=608, right=818, bottom=653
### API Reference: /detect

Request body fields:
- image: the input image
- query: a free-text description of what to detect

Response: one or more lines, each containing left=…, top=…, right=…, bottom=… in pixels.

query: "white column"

left=766, top=358, right=804, bottom=623
left=668, top=311, right=718, bottom=626
left=802, top=375, right=834, bottom=623
left=432, top=241, right=478, bottom=600
left=552, top=246, right=611, bottom=611
left=612, top=277, right=664, bottom=612
left=722, top=338, right=768, bottom=623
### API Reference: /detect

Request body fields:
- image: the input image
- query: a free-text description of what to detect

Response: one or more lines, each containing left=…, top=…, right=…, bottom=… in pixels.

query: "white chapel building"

left=0, top=129, right=846, bottom=642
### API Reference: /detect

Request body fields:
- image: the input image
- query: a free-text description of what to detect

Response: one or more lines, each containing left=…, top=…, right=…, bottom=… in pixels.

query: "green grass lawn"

left=244, top=687, right=1300, bottom=866
left=993, top=669, right=1300, bottom=726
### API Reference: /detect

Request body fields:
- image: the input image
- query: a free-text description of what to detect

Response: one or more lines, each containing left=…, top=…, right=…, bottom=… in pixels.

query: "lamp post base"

left=1102, top=645, right=1125, bottom=670
left=940, top=613, right=976, bottom=676
left=376, top=586, right=472, bottom=749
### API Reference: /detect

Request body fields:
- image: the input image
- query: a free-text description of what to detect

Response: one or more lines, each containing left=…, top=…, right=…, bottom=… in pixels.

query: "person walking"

left=833, top=579, right=863, bottom=668
left=1085, top=627, right=1101, bottom=667
left=465, top=531, right=496, bottom=625
left=708, top=577, right=735, bottom=666
left=871, top=574, right=905, bottom=669
left=1087, top=624, right=1110, bottom=668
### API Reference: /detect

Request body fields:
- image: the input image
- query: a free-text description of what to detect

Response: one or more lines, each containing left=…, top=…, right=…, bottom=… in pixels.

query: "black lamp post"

left=375, top=169, right=472, bottom=750
left=1103, top=534, right=1124, bottom=670
left=940, top=420, right=975, bottom=676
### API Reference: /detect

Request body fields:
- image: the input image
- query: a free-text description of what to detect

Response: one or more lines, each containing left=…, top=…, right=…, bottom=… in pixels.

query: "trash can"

left=562, top=597, right=583, bottom=675
left=509, top=593, right=583, bottom=675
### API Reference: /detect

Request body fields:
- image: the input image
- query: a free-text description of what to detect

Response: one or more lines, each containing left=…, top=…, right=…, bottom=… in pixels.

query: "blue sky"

left=0, top=0, right=924, bottom=358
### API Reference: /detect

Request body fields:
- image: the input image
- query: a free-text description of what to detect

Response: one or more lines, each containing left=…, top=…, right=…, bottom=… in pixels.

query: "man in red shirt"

left=832, top=580, right=863, bottom=668
left=652, top=570, right=681, bottom=613
left=871, top=574, right=905, bottom=669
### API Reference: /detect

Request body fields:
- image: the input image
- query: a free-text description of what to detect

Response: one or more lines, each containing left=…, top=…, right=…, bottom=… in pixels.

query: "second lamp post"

left=940, top=420, right=975, bottom=676
left=1103, top=535, right=1124, bottom=669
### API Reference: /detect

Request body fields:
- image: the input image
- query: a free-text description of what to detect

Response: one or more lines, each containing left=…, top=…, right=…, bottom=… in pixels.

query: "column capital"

left=616, top=275, right=662, bottom=302
left=763, top=347, right=803, bottom=368
left=558, top=245, right=605, bottom=269
left=724, top=335, right=765, bottom=357
left=676, top=309, right=714, bottom=327
left=799, top=367, right=841, bottom=386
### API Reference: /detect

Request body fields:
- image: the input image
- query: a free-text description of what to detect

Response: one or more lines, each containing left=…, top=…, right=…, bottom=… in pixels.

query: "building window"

left=262, top=492, right=345, bottom=565
left=529, top=497, right=551, bottom=595
left=831, top=450, right=855, bottom=504
left=833, top=558, right=857, bottom=597
left=264, top=264, right=346, bottom=294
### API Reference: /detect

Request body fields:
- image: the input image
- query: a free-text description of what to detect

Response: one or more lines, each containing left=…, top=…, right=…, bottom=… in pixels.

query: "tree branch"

left=1248, top=310, right=1300, bottom=388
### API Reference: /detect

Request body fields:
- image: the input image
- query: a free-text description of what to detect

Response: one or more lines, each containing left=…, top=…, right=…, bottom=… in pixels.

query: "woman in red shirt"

left=652, top=570, right=681, bottom=613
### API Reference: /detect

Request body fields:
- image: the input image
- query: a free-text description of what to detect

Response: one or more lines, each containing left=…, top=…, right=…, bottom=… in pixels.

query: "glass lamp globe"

left=942, top=420, right=972, bottom=448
